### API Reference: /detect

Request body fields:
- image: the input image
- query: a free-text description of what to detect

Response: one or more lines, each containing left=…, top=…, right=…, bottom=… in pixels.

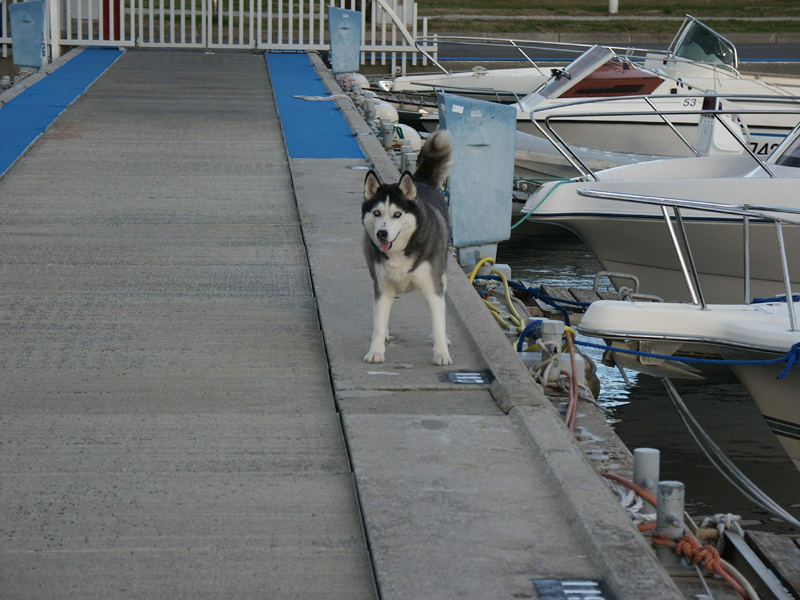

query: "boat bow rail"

left=524, top=95, right=800, bottom=181
left=410, top=14, right=737, bottom=79
left=576, top=187, right=800, bottom=325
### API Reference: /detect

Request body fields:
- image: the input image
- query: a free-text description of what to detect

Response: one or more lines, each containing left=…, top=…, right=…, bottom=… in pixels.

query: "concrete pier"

left=0, top=49, right=680, bottom=598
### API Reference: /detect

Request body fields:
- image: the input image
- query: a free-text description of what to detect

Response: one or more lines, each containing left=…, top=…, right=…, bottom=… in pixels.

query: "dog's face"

left=362, top=171, right=419, bottom=254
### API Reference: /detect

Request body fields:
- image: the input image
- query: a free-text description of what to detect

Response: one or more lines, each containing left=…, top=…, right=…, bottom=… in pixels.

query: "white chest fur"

left=376, top=254, right=417, bottom=293
left=375, top=257, right=445, bottom=299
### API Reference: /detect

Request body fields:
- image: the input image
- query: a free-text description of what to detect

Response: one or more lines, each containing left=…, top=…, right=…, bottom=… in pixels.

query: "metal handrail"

left=527, top=95, right=800, bottom=180
left=414, top=25, right=746, bottom=84
left=392, top=82, right=522, bottom=105
left=576, top=188, right=799, bottom=331
left=410, top=35, right=656, bottom=75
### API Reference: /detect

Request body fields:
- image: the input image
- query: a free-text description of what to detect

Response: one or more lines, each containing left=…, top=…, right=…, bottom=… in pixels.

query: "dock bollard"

left=364, top=92, right=376, bottom=126
left=633, top=448, right=660, bottom=514
left=540, top=319, right=565, bottom=356
left=401, top=152, right=416, bottom=173
left=655, top=481, right=686, bottom=569
left=400, top=141, right=413, bottom=172
left=381, top=119, right=393, bottom=149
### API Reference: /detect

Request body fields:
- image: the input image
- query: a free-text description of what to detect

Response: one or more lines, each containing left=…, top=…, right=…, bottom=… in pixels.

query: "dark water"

left=497, top=223, right=800, bottom=533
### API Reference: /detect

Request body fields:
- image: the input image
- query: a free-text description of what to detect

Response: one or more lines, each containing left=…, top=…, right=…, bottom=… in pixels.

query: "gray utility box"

left=437, top=92, right=517, bottom=265
left=328, top=7, right=361, bottom=74
left=10, top=0, right=47, bottom=69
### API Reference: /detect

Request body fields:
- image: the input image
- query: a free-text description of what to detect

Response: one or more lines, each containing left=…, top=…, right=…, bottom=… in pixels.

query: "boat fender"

left=351, top=72, right=370, bottom=89
left=374, top=100, right=399, bottom=124
left=393, top=124, right=422, bottom=152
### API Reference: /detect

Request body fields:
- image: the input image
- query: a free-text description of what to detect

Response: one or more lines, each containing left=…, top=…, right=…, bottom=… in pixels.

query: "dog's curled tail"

left=413, top=129, right=453, bottom=187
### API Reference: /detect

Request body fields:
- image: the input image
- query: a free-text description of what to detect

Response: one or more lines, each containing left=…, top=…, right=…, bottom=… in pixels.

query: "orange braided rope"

left=601, top=472, right=657, bottom=507
left=600, top=473, right=658, bottom=532
left=652, top=532, right=748, bottom=599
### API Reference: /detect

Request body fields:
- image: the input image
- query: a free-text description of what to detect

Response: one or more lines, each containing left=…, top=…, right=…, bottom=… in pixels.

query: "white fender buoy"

left=374, top=100, right=399, bottom=124
left=393, top=124, right=422, bottom=152
left=351, top=72, right=370, bottom=89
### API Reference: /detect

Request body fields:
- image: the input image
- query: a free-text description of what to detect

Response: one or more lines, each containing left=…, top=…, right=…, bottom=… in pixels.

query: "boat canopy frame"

left=576, top=188, right=800, bottom=330
left=528, top=93, right=800, bottom=181
left=410, top=14, right=741, bottom=79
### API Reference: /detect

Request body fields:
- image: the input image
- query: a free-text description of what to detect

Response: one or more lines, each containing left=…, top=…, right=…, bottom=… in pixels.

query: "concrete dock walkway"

left=0, top=49, right=681, bottom=598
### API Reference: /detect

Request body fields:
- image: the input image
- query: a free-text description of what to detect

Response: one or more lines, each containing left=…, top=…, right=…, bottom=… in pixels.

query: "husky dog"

left=362, top=129, right=454, bottom=366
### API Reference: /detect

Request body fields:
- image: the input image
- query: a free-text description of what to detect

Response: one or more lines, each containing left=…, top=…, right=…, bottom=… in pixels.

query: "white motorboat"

left=377, top=36, right=589, bottom=102
left=574, top=194, right=800, bottom=471
left=514, top=128, right=665, bottom=180
left=380, top=65, right=551, bottom=102
left=579, top=298, right=800, bottom=471
left=519, top=118, right=800, bottom=303
left=419, top=17, right=800, bottom=164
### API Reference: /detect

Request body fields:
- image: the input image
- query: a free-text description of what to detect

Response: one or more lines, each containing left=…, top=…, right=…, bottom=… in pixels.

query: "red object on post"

left=102, top=0, right=122, bottom=40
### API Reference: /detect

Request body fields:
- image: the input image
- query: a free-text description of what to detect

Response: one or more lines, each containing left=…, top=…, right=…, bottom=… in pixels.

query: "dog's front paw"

left=364, top=350, right=386, bottom=364
left=433, top=352, right=452, bottom=366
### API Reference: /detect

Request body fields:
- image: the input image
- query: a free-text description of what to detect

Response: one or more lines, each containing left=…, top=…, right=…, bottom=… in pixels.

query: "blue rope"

left=778, top=343, right=800, bottom=379
left=516, top=319, right=543, bottom=352
left=474, top=275, right=593, bottom=327
left=574, top=340, right=800, bottom=379
left=752, top=294, right=800, bottom=304
left=474, top=274, right=799, bottom=378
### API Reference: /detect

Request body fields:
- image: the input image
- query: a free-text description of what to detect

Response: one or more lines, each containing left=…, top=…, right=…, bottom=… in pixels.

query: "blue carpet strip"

left=0, top=47, right=123, bottom=177
left=265, top=53, right=363, bottom=159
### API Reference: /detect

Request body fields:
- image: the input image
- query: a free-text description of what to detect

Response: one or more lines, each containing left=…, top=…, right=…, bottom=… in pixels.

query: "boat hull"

left=726, top=355, right=800, bottom=471
left=578, top=300, right=800, bottom=470
left=515, top=118, right=790, bottom=161
left=523, top=165, right=800, bottom=303
left=545, top=215, right=800, bottom=303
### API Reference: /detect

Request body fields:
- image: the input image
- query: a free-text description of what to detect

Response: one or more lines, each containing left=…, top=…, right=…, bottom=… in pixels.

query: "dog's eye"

left=372, top=209, right=381, bottom=217
left=393, top=211, right=402, bottom=219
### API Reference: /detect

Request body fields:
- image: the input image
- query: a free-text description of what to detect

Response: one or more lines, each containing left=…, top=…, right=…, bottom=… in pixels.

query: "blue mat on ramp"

left=266, top=53, right=363, bottom=159
left=0, top=47, right=123, bottom=177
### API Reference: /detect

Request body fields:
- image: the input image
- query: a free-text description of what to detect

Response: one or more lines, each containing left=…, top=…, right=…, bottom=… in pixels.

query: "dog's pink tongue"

left=380, top=241, right=392, bottom=252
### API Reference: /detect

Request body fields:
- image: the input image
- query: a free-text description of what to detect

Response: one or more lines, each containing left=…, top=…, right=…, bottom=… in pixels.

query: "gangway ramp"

left=0, top=48, right=681, bottom=599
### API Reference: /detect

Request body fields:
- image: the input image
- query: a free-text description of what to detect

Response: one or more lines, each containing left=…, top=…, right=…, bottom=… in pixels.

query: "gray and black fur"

left=361, top=129, right=454, bottom=365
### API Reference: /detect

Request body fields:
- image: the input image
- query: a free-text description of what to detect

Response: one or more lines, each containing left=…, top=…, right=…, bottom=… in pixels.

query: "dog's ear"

left=398, top=172, right=417, bottom=202
left=364, top=170, right=381, bottom=201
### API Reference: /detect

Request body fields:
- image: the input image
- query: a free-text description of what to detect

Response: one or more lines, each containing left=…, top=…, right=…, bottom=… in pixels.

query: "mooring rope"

left=573, top=339, right=800, bottom=379
left=652, top=531, right=749, bottom=599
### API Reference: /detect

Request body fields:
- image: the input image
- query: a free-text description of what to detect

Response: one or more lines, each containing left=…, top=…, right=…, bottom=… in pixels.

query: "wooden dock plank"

left=746, top=531, right=800, bottom=597
left=541, top=285, right=587, bottom=312
left=569, top=287, right=602, bottom=305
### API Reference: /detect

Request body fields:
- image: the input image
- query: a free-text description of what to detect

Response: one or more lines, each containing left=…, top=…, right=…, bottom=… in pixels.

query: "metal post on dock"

left=655, top=481, right=686, bottom=569
left=400, top=141, right=415, bottom=173
left=381, top=119, right=393, bottom=149
left=633, top=448, right=659, bottom=514
left=364, top=94, right=376, bottom=126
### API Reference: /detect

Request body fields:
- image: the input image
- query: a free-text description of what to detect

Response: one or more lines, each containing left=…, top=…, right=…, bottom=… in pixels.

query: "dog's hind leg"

left=423, top=290, right=452, bottom=366
left=364, top=291, right=395, bottom=363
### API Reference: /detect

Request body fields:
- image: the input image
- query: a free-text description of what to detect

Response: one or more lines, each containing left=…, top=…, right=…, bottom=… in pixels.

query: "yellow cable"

left=471, top=258, right=522, bottom=331
left=490, top=269, right=524, bottom=331
left=483, top=299, right=501, bottom=313
left=487, top=307, right=513, bottom=328
left=468, top=256, right=495, bottom=284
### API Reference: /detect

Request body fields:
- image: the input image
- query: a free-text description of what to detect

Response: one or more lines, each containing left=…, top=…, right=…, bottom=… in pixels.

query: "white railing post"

left=49, top=0, right=62, bottom=60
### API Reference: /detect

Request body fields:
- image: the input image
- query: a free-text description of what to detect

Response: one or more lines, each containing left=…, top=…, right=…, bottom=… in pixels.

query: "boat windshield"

left=669, top=16, right=738, bottom=71
left=774, top=133, right=800, bottom=168
left=534, top=45, right=616, bottom=100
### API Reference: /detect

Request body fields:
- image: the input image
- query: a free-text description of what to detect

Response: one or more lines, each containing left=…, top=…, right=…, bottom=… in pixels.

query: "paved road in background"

left=437, top=42, right=800, bottom=62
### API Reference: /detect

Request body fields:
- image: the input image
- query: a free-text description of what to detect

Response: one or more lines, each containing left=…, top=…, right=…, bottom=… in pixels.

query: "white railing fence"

left=1, top=0, right=433, bottom=74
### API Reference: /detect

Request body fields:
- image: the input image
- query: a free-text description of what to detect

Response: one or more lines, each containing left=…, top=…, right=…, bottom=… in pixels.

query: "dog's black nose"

left=376, top=230, right=388, bottom=241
